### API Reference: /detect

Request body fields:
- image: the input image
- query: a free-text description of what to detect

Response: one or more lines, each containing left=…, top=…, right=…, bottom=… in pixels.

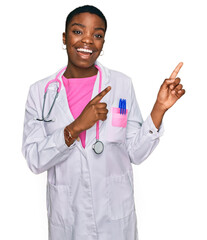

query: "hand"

left=74, top=86, right=111, bottom=132
left=156, top=62, right=186, bottom=112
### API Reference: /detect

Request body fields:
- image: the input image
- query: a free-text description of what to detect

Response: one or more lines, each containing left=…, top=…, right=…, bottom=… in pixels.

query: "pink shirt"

left=62, top=74, right=97, bottom=148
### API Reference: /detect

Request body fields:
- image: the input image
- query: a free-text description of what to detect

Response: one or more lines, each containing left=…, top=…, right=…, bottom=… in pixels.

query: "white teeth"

left=77, top=48, right=93, bottom=53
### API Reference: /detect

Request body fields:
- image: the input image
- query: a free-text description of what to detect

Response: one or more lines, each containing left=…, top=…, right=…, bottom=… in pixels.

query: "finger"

left=173, top=84, right=183, bottom=92
left=169, top=62, right=183, bottom=79
left=172, top=88, right=185, bottom=98
left=178, top=89, right=186, bottom=97
left=98, top=113, right=108, bottom=121
left=90, top=86, right=111, bottom=104
left=169, top=77, right=181, bottom=90
left=96, top=113, right=107, bottom=121
left=162, top=78, right=179, bottom=90
left=97, top=108, right=108, bottom=114
left=95, top=102, right=107, bottom=109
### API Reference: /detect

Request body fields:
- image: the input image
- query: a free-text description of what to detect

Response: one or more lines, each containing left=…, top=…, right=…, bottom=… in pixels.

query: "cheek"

left=67, top=39, right=76, bottom=47
left=67, top=48, right=77, bottom=61
left=66, top=38, right=78, bottom=55
left=66, top=33, right=80, bottom=46
left=95, top=40, right=104, bottom=52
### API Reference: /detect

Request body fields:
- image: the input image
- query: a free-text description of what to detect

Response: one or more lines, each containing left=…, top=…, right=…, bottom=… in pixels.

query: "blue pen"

left=123, top=99, right=126, bottom=114
left=123, top=99, right=125, bottom=115
left=119, top=98, right=122, bottom=114
left=119, top=98, right=127, bottom=114
left=121, top=99, right=124, bottom=114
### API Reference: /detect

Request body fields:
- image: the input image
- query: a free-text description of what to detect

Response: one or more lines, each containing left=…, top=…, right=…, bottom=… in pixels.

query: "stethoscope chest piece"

left=92, top=140, right=104, bottom=154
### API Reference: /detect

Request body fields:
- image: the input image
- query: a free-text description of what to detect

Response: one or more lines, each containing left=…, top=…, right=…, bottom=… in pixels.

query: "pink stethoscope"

left=36, top=65, right=104, bottom=154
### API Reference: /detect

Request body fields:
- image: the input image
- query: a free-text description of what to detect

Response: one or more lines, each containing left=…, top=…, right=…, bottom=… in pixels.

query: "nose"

left=81, top=33, right=93, bottom=44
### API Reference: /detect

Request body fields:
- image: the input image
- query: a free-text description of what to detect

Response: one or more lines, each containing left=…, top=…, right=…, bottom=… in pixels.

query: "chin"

left=74, top=60, right=97, bottom=69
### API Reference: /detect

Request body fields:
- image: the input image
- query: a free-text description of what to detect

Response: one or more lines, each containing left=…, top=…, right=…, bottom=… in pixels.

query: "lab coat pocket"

left=106, top=107, right=128, bottom=143
left=107, top=169, right=135, bottom=220
left=47, top=183, right=74, bottom=227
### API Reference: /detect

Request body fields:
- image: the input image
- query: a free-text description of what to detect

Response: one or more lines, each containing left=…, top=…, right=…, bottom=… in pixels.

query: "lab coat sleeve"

left=22, top=85, right=76, bottom=174
left=126, top=79, right=164, bottom=165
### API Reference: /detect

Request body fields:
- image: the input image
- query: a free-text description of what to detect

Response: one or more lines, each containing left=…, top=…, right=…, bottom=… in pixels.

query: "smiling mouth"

left=76, top=48, right=93, bottom=55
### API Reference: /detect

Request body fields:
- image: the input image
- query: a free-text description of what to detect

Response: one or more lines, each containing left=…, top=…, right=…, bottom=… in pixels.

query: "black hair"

left=65, top=5, right=107, bottom=33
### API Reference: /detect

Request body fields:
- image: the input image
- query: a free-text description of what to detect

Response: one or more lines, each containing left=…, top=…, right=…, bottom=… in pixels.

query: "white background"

left=0, top=0, right=206, bottom=239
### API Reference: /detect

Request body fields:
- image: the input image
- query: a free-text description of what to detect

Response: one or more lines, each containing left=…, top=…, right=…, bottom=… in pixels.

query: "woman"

left=22, top=5, right=185, bottom=240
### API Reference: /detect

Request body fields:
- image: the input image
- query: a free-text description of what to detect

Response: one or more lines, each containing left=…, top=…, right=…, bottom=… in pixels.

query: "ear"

left=62, top=32, right=66, bottom=45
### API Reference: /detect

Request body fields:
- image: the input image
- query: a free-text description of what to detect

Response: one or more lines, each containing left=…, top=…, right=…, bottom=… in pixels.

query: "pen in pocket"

left=119, top=98, right=126, bottom=114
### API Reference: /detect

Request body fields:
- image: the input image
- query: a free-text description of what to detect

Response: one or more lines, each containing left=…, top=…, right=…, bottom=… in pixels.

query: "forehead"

left=68, top=12, right=106, bottom=30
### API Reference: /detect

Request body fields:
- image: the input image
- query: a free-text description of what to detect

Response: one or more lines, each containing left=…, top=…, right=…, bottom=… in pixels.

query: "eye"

left=94, top=34, right=104, bottom=39
left=73, top=30, right=82, bottom=35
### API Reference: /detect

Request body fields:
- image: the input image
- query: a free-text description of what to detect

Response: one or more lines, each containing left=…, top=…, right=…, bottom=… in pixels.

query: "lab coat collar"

left=56, top=61, right=110, bottom=88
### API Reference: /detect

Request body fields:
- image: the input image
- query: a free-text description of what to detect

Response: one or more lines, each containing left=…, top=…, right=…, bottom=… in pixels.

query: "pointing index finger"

left=169, top=62, right=183, bottom=79
left=90, top=86, right=111, bottom=104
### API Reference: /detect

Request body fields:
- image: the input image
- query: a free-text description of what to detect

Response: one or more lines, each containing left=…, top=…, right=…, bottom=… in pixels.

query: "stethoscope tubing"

left=36, top=67, right=67, bottom=122
left=36, top=90, right=59, bottom=122
left=94, top=64, right=102, bottom=141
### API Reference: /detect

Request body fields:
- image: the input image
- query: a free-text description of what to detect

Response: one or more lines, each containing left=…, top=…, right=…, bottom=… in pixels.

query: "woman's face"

left=63, top=12, right=106, bottom=69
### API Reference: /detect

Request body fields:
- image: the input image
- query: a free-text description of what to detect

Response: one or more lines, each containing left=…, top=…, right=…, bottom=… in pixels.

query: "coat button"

left=149, top=130, right=153, bottom=134
left=85, top=182, right=89, bottom=188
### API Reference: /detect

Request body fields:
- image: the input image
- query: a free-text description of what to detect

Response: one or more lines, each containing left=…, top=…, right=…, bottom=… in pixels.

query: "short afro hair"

left=65, top=5, right=107, bottom=33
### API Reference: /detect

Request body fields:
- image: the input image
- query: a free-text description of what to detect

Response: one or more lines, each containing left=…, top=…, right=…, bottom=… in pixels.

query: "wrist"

left=64, top=123, right=81, bottom=147
left=66, top=121, right=82, bottom=139
left=153, top=101, right=168, bottom=115
left=151, top=101, right=166, bottom=130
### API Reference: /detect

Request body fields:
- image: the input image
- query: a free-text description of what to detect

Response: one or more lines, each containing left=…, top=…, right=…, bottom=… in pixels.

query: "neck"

left=63, top=62, right=98, bottom=78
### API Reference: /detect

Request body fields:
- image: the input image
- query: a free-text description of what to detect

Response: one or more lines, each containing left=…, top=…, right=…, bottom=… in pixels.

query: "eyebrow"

left=71, top=23, right=85, bottom=28
left=71, top=23, right=105, bottom=32
left=94, top=27, right=105, bottom=32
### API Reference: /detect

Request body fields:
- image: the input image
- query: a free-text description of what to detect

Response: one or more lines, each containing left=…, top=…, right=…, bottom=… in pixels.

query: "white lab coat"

left=22, top=62, right=164, bottom=240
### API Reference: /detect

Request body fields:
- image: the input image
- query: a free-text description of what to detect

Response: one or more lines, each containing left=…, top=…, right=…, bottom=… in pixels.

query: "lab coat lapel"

left=85, top=62, right=111, bottom=147
left=55, top=68, right=75, bottom=123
